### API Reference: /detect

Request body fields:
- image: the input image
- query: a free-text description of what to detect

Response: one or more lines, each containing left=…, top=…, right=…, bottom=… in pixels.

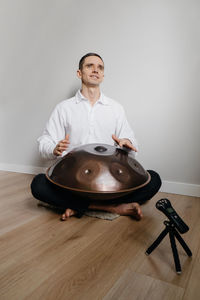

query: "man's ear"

left=77, top=69, right=82, bottom=79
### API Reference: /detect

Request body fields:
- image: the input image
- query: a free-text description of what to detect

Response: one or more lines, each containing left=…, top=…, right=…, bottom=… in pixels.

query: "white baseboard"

left=0, top=163, right=46, bottom=175
left=160, top=180, right=200, bottom=198
left=0, top=163, right=200, bottom=197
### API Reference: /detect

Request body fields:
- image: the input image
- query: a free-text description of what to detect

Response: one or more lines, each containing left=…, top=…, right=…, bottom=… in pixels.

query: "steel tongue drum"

left=46, top=143, right=151, bottom=200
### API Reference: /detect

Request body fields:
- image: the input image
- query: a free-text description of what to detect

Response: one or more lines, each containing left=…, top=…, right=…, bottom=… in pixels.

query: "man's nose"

left=92, top=66, right=98, bottom=73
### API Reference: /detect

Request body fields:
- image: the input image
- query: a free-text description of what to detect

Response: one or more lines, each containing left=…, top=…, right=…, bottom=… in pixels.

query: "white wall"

left=1, top=0, right=200, bottom=196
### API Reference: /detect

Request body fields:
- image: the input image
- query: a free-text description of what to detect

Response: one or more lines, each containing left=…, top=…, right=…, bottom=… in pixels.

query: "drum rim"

left=45, top=169, right=151, bottom=194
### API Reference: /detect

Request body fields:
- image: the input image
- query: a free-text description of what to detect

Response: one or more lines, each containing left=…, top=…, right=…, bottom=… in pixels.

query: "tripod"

left=145, top=220, right=192, bottom=274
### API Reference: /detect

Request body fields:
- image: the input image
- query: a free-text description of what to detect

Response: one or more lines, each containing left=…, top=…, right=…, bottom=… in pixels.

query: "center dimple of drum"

left=94, top=146, right=107, bottom=152
left=118, top=169, right=123, bottom=174
left=84, top=169, right=91, bottom=174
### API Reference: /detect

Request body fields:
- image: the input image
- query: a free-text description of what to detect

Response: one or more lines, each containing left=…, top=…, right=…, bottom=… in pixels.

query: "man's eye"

left=98, top=66, right=104, bottom=71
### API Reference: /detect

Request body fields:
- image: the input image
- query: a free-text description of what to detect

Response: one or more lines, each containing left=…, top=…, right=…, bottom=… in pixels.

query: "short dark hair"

left=79, top=53, right=104, bottom=70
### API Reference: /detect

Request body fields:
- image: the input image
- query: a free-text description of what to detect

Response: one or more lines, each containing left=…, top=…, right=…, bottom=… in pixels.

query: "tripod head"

left=156, top=199, right=189, bottom=234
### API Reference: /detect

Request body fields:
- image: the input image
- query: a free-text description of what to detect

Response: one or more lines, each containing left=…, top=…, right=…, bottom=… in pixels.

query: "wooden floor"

left=0, top=171, right=200, bottom=300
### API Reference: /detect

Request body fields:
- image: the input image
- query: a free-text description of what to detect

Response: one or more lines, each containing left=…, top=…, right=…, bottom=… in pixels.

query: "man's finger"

left=123, top=141, right=137, bottom=152
left=65, top=134, right=69, bottom=141
left=58, top=146, right=67, bottom=151
left=55, top=149, right=62, bottom=156
left=118, top=139, right=138, bottom=152
left=127, top=144, right=137, bottom=151
left=60, top=141, right=70, bottom=146
left=112, top=134, right=120, bottom=144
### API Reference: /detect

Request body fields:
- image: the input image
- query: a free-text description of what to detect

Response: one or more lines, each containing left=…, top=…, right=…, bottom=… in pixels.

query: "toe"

left=60, top=208, right=77, bottom=221
left=60, top=213, right=67, bottom=221
left=133, top=204, right=143, bottom=220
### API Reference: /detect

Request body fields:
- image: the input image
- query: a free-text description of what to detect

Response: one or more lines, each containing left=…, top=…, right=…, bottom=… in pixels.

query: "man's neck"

left=80, top=85, right=101, bottom=106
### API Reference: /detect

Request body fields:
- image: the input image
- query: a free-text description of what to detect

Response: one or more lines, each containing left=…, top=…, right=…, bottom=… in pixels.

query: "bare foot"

left=112, top=203, right=143, bottom=220
left=89, top=202, right=143, bottom=220
left=60, top=208, right=77, bottom=221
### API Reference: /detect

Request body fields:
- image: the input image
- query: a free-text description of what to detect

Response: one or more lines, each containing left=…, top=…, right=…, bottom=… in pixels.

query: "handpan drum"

left=46, top=143, right=151, bottom=200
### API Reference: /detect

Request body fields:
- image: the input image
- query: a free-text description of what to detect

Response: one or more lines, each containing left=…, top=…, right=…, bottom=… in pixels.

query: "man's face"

left=77, top=56, right=104, bottom=87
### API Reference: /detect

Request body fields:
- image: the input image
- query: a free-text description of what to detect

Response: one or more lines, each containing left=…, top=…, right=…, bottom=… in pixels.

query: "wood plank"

left=25, top=217, right=146, bottom=300
left=135, top=194, right=200, bottom=288
left=0, top=171, right=200, bottom=300
left=183, top=241, right=200, bottom=300
left=103, top=269, right=184, bottom=300
left=0, top=173, right=46, bottom=235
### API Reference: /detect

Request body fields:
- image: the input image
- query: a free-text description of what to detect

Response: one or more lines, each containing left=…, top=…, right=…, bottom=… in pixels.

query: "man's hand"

left=53, top=134, right=70, bottom=156
left=112, top=134, right=138, bottom=152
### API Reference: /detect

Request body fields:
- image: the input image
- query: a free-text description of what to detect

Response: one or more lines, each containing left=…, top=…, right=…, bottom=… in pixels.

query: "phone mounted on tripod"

left=156, top=198, right=189, bottom=234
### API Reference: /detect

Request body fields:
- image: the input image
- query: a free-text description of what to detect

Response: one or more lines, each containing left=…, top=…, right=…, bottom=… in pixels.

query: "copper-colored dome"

left=46, top=143, right=150, bottom=200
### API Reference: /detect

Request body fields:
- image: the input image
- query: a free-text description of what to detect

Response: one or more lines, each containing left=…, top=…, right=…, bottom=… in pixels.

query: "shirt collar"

left=75, top=90, right=109, bottom=105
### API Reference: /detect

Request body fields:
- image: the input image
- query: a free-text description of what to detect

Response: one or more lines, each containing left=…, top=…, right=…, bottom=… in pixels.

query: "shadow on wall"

left=33, top=154, right=51, bottom=170
left=64, top=84, right=80, bottom=100
left=34, top=84, right=80, bottom=169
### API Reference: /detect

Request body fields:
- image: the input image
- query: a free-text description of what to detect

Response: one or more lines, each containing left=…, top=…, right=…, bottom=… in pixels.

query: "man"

left=31, top=53, right=161, bottom=220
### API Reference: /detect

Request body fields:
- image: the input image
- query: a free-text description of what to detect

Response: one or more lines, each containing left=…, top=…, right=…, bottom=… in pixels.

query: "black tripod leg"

left=146, top=228, right=168, bottom=255
left=169, top=231, right=181, bottom=274
left=173, top=229, right=192, bottom=257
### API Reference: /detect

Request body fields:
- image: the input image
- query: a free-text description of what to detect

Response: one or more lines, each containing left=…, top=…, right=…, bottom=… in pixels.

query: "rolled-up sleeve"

left=38, top=104, right=66, bottom=159
left=115, top=105, right=139, bottom=152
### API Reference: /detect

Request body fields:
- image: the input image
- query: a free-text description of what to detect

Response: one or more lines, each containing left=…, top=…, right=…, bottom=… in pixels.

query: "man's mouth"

left=90, top=75, right=99, bottom=79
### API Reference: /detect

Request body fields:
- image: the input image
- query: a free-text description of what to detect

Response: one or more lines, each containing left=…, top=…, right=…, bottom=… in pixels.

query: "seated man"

left=31, top=53, right=161, bottom=220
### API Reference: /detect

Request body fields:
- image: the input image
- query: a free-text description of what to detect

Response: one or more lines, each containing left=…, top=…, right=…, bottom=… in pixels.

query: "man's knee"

left=30, top=173, right=46, bottom=200
left=147, top=170, right=162, bottom=193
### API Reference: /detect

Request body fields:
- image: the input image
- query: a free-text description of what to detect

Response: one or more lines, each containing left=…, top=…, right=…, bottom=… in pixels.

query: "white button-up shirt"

left=38, top=90, right=138, bottom=159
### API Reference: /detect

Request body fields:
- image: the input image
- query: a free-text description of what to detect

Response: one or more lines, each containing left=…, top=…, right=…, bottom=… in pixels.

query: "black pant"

left=31, top=170, right=161, bottom=213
